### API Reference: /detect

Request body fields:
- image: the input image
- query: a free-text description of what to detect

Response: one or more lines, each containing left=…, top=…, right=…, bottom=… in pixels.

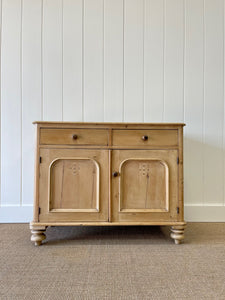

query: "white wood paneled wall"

left=1, top=0, right=225, bottom=222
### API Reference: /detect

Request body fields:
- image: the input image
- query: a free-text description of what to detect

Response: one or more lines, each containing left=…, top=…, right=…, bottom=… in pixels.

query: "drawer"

left=40, top=128, right=109, bottom=145
left=112, top=129, right=178, bottom=147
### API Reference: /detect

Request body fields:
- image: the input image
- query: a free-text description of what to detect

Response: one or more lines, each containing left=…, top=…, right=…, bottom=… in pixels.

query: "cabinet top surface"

left=33, top=121, right=185, bottom=128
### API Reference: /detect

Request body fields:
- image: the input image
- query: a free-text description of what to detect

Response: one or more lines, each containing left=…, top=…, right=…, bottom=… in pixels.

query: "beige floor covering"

left=0, top=223, right=225, bottom=300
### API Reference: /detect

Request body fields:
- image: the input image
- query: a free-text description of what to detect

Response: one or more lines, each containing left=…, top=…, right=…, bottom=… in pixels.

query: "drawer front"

left=40, top=128, right=109, bottom=145
left=112, top=129, right=178, bottom=147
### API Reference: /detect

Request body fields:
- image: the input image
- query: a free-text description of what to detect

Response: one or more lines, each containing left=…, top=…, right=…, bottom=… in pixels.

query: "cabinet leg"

left=170, top=224, right=186, bottom=244
left=30, top=225, right=47, bottom=246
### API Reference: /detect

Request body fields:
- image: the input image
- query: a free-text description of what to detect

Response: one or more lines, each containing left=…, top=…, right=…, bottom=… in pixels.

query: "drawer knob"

left=112, top=171, right=119, bottom=177
left=72, top=134, right=78, bottom=140
left=142, top=135, right=148, bottom=141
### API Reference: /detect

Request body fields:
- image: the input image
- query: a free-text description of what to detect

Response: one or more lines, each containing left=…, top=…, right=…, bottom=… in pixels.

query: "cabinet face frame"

left=38, top=148, right=109, bottom=223
left=31, top=123, right=185, bottom=226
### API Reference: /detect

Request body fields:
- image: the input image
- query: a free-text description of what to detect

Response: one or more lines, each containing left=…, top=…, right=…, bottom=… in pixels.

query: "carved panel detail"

left=119, top=159, right=169, bottom=212
left=49, top=158, right=99, bottom=212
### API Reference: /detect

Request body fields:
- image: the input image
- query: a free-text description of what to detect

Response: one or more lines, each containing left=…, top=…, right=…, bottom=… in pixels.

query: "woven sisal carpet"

left=0, top=223, right=225, bottom=300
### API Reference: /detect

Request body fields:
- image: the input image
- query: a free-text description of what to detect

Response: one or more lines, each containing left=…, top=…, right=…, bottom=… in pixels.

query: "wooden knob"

left=142, top=135, right=148, bottom=141
left=72, top=134, right=78, bottom=140
left=112, top=171, right=118, bottom=177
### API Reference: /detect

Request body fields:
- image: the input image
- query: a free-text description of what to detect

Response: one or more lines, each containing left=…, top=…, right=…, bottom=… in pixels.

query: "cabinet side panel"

left=178, top=127, right=184, bottom=221
left=33, top=125, right=40, bottom=222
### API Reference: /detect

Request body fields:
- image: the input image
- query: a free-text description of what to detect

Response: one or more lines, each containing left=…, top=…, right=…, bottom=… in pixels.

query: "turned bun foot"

left=170, top=224, right=186, bottom=244
left=30, top=225, right=47, bottom=246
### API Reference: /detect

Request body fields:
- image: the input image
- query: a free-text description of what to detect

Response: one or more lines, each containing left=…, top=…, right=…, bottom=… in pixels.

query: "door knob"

left=72, top=134, right=78, bottom=140
left=112, top=171, right=119, bottom=177
left=142, top=135, right=148, bottom=141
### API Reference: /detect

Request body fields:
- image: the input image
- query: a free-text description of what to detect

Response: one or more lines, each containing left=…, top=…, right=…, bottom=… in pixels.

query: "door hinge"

left=177, top=207, right=180, bottom=214
left=39, top=207, right=41, bottom=215
left=177, top=157, right=179, bottom=164
left=39, top=156, right=42, bottom=164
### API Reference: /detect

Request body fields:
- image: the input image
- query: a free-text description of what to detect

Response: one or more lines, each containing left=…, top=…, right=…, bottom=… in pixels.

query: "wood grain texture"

left=178, top=127, right=184, bottom=221
left=34, top=121, right=185, bottom=127
left=31, top=221, right=187, bottom=226
left=108, top=149, right=112, bottom=222
left=38, top=148, right=109, bottom=222
left=40, top=128, right=109, bottom=145
left=112, top=129, right=178, bottom=147
left=119, top=159, right=168, bottom=211
left=170, top=224, right=186, bottom=244
left=111, top=148, right=179, bottom=222
left=33, top=125, right=40, bottom=222
left=31, top=123, right=185, bottom=245
left=49, top=158, right=99, bottom=211
left=30, top=224, right=46, bottom=246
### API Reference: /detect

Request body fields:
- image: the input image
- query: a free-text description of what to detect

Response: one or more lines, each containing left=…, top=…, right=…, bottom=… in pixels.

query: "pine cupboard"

left=30, top=122, right=186, bottom=245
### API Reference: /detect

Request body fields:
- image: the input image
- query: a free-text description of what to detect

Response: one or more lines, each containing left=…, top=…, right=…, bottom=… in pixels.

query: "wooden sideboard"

left=30, top=122, right=186, bottom=245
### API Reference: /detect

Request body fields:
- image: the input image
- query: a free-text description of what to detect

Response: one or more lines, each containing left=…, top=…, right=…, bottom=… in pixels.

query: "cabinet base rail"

left=30, top=222, right=186, bottom=246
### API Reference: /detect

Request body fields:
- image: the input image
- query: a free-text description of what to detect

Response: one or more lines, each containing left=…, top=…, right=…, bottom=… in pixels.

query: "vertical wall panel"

left=104, top=0, right=123, bottom=122
left=21, top=0, right=42, bottom=205
left=144, top=0, right=164, bottom=122
left=83, top=0, right=104, bottom=121
left=164, top=0, right=184, bottom=122
left=204, top=0, right=224, bottom=205
left=184, top=0, right=204, bottom=205
left=224, top=0, right=225, bottom=207
left=63, top=0, right=83, bottom=121
left=1, top=0, right=22, bottom=205
left=43, top=0, right=63, bottom=121
left=124, top=0, right=144, bottom=122
left=0, top=0, right=2, bottom=205
left=1, top=0, right=225, bottom=221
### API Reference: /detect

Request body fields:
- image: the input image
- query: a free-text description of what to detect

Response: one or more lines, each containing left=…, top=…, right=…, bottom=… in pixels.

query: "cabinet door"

left=38, top=148, right=109, bottom=222
left=111, top=150, right=179, bottom=222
